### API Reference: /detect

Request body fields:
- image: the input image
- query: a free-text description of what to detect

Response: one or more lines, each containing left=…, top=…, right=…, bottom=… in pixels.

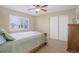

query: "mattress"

left=10, top=31, right=42, bottom=40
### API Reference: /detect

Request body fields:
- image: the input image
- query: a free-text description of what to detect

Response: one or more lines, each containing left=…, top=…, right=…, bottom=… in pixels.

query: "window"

left=9, top=15, right=29, bottom=31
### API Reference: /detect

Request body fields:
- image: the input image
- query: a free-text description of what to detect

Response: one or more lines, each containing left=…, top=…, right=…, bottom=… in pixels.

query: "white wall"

left=0, top=6, right=76, bottom=38
left=35, top=9, right=76, bottom=38
left=0, top=7, right=36, bottom=33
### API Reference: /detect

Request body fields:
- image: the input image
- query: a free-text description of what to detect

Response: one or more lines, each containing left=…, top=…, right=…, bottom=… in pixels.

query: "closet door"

left=50, top=16, right=58, bottom=40
left=59, top=15, right=68, bottom=41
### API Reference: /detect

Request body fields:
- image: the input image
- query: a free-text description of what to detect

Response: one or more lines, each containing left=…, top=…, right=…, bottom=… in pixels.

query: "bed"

left=0, top=31, right=46, bottom=53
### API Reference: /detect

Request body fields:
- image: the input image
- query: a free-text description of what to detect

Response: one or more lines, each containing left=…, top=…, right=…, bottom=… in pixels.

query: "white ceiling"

left=0, top=5, right=76, bottom=16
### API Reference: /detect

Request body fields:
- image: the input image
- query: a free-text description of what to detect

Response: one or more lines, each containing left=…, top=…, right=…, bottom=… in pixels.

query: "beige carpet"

left=36, top=39, right=69, bottom=53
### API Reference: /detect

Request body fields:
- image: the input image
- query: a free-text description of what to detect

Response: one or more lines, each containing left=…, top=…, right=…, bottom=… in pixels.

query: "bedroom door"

left=50, top=16, right=59, bottom=40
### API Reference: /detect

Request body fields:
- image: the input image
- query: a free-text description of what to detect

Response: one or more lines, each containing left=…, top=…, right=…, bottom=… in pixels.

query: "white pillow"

left=0, top=35, right=6, bottom=45
left=0, top=27, right=15, bottom=41
left=4, top=33, right=15, bottom=41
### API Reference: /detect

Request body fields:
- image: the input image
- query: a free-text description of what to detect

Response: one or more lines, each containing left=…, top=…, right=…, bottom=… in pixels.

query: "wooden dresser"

left=67, top=24, right=79, bottom=52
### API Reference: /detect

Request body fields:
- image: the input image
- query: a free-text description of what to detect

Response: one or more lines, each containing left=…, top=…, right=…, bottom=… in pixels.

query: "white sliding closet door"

left=59, top=15, right=68, bottom=41
left=50, top=15, right=68, bottom=41
left=50, top=16, right=58, bottom=40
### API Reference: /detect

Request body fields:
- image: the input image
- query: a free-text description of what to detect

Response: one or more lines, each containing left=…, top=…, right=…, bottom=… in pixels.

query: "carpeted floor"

left=36, top=39, right=69, bottom=53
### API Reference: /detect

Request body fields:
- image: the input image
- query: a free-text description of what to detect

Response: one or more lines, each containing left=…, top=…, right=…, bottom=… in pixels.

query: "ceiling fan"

left=28, top=5, right=48, bottom=13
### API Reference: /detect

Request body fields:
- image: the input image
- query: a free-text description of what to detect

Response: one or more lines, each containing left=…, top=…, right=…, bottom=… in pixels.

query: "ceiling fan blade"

left=27, top=8, right=36, bottom=10
left=41, top=5, right=48, bottom=8
left=41, top=9, right=47, bottom=12
left=33, top=5, right=40, bottom=7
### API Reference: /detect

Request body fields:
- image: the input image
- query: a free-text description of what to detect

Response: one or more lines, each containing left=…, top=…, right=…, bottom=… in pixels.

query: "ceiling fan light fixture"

left=35, top=8, right=40, bottom=11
